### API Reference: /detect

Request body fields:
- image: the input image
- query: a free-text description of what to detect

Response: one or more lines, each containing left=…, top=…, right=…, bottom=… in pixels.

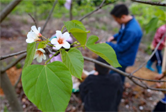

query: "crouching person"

left=79, top=57, right=123, bottom=112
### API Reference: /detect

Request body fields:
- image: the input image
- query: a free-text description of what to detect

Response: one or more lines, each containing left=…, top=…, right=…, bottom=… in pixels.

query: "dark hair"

left=95, top=57, right=110, bottom=75
left=110, top=4, right=129, bottom=18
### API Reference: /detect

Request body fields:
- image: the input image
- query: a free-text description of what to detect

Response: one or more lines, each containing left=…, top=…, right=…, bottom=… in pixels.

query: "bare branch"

left=41, top=0, right=58, bottom=33
left=0, top=0, right=22, bottom=23
left=1, top=54, right=26, bottom=73
left=83, top=56, right=166, bottom=91
left=0, top=50, right=26, bottom=60
left=28, top=13, right=38, bottom=28
left=131, top=32, right=166, bottom=74
left=79, top=0, right=106, bottom=21
left=14, top=73, right=22, bottom=88
left=131, top=0, right=166, bottom=6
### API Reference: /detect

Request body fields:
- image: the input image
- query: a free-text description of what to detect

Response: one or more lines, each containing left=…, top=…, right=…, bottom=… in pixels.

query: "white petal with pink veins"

left=51, top=38, right=59, bottom=45
left=56, top=30, right=63, bottom=38
left=55, top=44, right=62, bottom=50
left=62, top=41, right=70, bottom=49
left=63, top=32, right=70, bottom=40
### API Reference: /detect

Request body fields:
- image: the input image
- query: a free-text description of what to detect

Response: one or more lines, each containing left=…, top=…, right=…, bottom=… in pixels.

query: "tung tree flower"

left=26, top=25, right=42, bottom=43
left=51, top=30, right=70, bottom=50
left=34, top=48, right=46, bottom=63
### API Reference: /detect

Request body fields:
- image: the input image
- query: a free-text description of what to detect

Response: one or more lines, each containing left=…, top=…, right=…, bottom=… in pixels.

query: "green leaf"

left=145, top=17, right=159, bottom=33
left=69, top=28, right=89, bottom=46
left=64, top=20, right=85, bottom=31
left=86, top=35, right=121, bottom=68
left=64, top=20, right=90, bottom=45
left=71, top=20, right=86, bottom=30
left=22, top=61, right=72, bottom=111
left=38, top=42, right=46, bottom=49
left=23, top=42, right=36, bottom=69
left=61, top=48, right=84, bottom=79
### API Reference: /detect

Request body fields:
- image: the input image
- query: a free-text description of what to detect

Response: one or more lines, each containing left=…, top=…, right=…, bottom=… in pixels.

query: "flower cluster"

left=26, top=26, right=71, bottom=63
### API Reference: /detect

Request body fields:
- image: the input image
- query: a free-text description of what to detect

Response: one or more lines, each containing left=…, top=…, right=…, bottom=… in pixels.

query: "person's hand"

left=107, top=36, right=114, bottom=42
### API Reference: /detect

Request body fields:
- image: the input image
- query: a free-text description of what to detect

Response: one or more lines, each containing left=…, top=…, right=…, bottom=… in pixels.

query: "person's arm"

left=106, top=31, right=137, bottom=53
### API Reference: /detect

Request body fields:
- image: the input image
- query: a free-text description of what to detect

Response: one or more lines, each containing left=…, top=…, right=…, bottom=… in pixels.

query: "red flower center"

left=58, top=38, right=64, bottom=44
left=37, top=50, right=43, bottom=56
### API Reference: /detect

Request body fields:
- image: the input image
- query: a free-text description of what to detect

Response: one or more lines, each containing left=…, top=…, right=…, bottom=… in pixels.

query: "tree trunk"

left=0, top=72, right=23, bottom=111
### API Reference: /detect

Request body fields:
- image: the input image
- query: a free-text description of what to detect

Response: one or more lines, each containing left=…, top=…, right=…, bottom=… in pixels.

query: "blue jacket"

left=106, top=17, right=143, bottom=67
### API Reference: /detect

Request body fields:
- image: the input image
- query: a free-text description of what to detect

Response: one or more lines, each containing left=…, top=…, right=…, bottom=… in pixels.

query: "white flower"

left=51, top=30, right=70, bottom=50
left=26, top=25, right=42, bottom=43
left=31, top=25, right=42, bottom=36
left=34, top=48, right=46, bottom=63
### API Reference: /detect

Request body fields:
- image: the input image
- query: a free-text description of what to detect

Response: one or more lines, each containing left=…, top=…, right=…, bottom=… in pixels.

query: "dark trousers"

left=153, top=101, right=166, bottom=112
left=109, top=66, right=127, bottom=85
left=150, top=50, right=163, bottom=66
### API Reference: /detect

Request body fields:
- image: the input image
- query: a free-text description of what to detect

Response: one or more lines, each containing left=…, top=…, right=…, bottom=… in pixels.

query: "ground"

left=0, top=8, right=165, bottom=111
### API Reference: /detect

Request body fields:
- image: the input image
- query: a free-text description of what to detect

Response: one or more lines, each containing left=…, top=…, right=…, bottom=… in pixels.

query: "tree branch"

left=131, top=32, right=166, bottom=74
left=79, top=0, right=106, bottom=21
left=83, top=56, right=166, bottom=91
left=1, top=54, right=26, bottom=73
left=40, top=0, right=58, bottom=33
left=28, top=13, right=38, bottom=28
left=131, top=0, right=166, bottom=6
left=0, top=50, right=26, bottom=60
left=0, top=0, right=22, bottom=23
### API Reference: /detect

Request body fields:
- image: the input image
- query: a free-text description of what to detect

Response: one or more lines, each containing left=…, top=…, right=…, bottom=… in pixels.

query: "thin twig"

left=79, top=0, right=106, bottom=21
left=0, top=50, right=26, bottom=60
left=131, top=0, right=166, bottom=6
left=1, top=54, right=26, bottom=73
left=28, top=13, right=38, bottom=28
left=131, top=32, right=166, bottom=74
left=40, top=0, right=58, bottom=33
left=14, top=73, right=22, bottom=88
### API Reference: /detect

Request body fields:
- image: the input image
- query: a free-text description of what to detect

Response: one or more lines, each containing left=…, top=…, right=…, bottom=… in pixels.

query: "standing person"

left=146, top=25, right=166, bottom=74
left=79, top=57, right=123, bottom=112
left=106, top=4, right=143, bottom=84
left=153, top=71, right=166, bottom=112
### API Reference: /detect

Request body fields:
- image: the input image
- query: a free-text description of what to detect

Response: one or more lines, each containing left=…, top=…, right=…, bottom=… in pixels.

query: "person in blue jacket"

left=106, top=4, right=143, bottom=84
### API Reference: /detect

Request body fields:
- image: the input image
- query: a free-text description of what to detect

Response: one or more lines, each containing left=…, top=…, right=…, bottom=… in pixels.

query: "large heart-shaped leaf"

left=22, top=61, right=72, bottom=111
left=23, top=42, right=36, bottom=69
left=61, top=48, right=84, bottom=79
left=86, top=35, right=121, bottom=68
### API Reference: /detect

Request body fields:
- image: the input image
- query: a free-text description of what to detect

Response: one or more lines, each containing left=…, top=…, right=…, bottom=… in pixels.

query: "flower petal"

left=37, top=56, right=42, bottom=63
left=43, top=54, right=46, bottom=60
left=62, top=32, right=70, bottom=40
left=56, top=30, right=63, bottom=38
left=51, top=38, right=58, bottom=45
left=31, top=25, right=39, bottom=34
left=27, top=32, right=36, bottom=40
left=26, top=38, right=34, bottom=43
left=62, top=41, right=70, bottom=49
left=38, top=48, right=45, bottom=53
left=55, top=44, right=62, bottom=50
left=38, top=27, right=41, bottom=33
left=34, top=53, right=39, bottom=59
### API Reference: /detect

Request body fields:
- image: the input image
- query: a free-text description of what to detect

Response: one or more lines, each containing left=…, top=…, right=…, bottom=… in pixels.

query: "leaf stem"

left=74, top=45, right=85, bottom=48
left=61, top=25, right=65, bottom=32
left=45, top=51, right=60, bottom=65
